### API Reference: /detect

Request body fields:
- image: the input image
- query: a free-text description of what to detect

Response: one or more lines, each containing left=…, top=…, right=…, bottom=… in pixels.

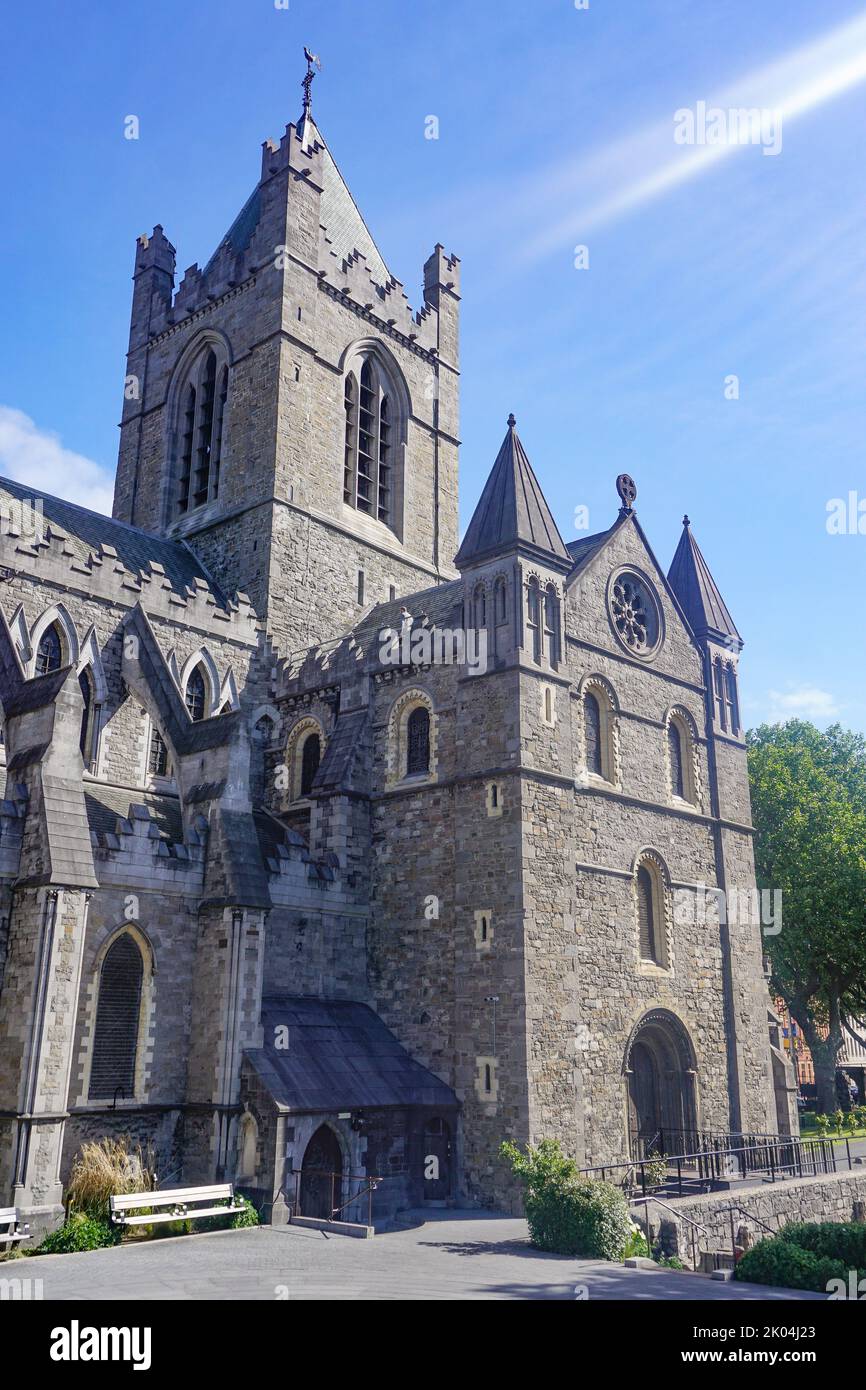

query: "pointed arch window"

left=35, top=624, right=63, bottom=676
left=406, top=706, right=431, bottom=776
left=148, top=726, right=170, bottom=777
left=300, top=732, right=321, bottom=797
left=668, top=720, right=685, bottom=799
left=495, top=577, right=507, bottom=624
left=343, top=355, right=400, bottom=529
left=78, top=667, right=94, bottom=762
left=584, top=692, right=602, bottom=776
left=89, top=934, right=144, bottom=1100
left=175, top=343, right=229, bottom=516
left=185, top=666, right=207, bottom=722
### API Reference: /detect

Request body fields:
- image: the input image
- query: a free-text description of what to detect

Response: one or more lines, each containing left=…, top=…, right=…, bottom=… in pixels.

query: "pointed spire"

left=455, top=416, right=570, bottom=569
left=668, top=516, right=741, bottom=646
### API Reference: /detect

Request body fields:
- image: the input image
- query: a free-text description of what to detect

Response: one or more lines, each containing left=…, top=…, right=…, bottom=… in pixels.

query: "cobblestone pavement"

left=7, top=1212, right=823, bottom=1301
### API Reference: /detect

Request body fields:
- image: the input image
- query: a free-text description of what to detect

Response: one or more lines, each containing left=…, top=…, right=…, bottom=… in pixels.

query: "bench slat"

left=110, top=1184, right=234, bottom=1212
left=114, top=1205, right=245, bottom=1226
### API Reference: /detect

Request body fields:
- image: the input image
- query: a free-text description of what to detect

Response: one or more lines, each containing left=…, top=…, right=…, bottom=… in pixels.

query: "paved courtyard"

left=9, top=1212, right=823, bottom=1301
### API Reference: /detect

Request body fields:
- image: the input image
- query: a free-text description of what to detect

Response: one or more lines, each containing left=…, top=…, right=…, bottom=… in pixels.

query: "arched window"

left=35, top=624, right=63, bottom=676
left=175, top=343, right=229, bottom=516
left=343, top=373, right=357, bottom=505
left=473, top=583, right=486, bottom=632
left=343, top=356, right=399, bottom=528
left=584, top=692, right=602, bottom=776
left=78, top=667, right=94, bottom=762
left=713, top=658, right=726, bottom=729
left=668, top=720, right=684, bottom=799
left=148, top=726, right=170, bottom=778
left=495, top=577, right=507, bottom=624
left=300, top=732, right=321, bottom=797
left=636, top=865, right=658, bottom=964
left=89, top=934, right=144, bottom=1100
left=185, top=666, right=207, bottom=722
left=406, top=706, right=430, bottom=775
left=526, top=578, right=541, bottom=662
left=725, top=665, right=739, bottom=734
left=544, top=584, right=559, bottom=665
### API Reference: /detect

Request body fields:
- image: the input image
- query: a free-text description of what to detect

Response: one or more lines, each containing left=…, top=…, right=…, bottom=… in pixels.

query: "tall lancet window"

left=175, top=341, right=229, bottom=517
left=637, top=865, right=658, bottom=963
left=584, top=692, right=602, bottom=776
left=668, top=720, right=685, bottom=799
left=342, top=355, right=400, bottom=530
left=185, top=666, right=207, bottom=722
left=725, top=665, right=739, bottom=734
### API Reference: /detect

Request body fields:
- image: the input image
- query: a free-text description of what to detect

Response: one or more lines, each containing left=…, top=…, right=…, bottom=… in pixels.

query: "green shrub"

left=37, top=1212, right=121, bottom=1255
left=735, top=1236, right=848, bottom=1292
left=501, top=1139, right=632, bottom=1259
left=198, top=1195, right=259, bottom=1232
left=778, top=1221, right=866, bottom=1269
left=814, top=1114, right=830, bottom=1138
left=735, top=1221, right=866, bottom=1293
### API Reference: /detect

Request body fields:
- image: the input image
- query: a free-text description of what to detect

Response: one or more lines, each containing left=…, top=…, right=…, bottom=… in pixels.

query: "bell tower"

left=113, top=54, right=460, bottom=654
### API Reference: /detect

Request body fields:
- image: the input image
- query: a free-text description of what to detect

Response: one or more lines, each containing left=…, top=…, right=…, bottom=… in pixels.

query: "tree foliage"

left=747, top=720, right=866, bottom=1109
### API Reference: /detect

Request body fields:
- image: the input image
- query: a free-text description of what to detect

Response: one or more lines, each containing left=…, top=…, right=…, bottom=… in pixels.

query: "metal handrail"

left=631, top=1193, right=712, bottom=1270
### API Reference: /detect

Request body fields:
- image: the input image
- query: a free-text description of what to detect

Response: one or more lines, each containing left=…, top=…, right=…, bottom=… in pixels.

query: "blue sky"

left=2, top=0, right=866, bottom=733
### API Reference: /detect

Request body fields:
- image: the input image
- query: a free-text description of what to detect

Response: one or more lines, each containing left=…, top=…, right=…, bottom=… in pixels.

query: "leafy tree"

left=748, top=720, right=866, bottom=1113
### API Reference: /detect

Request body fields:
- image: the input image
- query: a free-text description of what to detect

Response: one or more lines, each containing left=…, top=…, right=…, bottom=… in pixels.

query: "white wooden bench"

left=110, top=1183, right=245, bottom=1228
left=0, top=1206, right=30, bottom=1249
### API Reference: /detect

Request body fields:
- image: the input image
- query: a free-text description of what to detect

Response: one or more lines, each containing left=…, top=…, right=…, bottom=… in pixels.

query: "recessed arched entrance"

left=624, top=1010, right=698, bottom=1157
left=300, top=1125, right=343, bottom=1220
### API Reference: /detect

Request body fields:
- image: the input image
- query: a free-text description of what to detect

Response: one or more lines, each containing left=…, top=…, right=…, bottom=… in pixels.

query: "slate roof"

left=203, top=185, right=262, bottom=275
left=246, top=997, right=458, bottom=1113
left=0, top=475, right=225, bottom=604
left=352, top=578, right=464, bottom=648
left=566, top=526, right=616, bottom=578
left=454, top=417, right=571, bottom=568
left=667, top=517, right=741, bottom=644
left=84, top=785, right=183, bottom=844
left=202, top=116, right=390, bottom=288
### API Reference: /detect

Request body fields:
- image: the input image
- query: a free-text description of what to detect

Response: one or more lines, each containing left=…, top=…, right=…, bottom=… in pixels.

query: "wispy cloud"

left=765, top=685, right=841, bottom=723
left=0, top=406, right=113, bottom=515
left=519, top=10, right=866, bottom=257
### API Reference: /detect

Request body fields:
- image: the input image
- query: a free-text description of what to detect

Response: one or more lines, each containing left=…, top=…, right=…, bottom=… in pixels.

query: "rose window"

left=608, top=571, right=661, bottom=655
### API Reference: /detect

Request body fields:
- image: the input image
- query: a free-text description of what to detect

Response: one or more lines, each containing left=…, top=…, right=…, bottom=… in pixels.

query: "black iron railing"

left=585, top=1130, right=845, bottom=1198
left=287, top=1167, right=384, bottom=1226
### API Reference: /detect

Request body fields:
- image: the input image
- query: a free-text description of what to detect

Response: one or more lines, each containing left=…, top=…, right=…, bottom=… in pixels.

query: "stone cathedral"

left=0, top=73, right=795, bottom=1234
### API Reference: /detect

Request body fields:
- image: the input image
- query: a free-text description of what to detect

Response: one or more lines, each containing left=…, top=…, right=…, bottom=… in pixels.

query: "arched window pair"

left=526, top=578, right=560, bottom=665
left=344, top=358, right=394, bottom=527
left=88, top=931, right=148, bottom=1101
left=713, top=657, right=740, bottom=734
left=175, top=345, right=229, bottom=516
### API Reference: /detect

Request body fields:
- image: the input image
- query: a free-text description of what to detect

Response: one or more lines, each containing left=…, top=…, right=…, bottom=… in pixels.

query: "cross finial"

left=683, top=514, right=690, bottom=527
left=616, top=473, right=637, bottom=513
left=507, top=412, right=516, bottom=429
left=302, top=47, right=321, bottom=119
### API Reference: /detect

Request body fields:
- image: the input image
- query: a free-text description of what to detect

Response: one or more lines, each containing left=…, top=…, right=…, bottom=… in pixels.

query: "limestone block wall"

left=647, top=1169, right=866, bottom=1269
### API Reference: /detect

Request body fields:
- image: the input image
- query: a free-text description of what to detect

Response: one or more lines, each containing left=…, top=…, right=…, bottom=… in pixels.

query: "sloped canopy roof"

left=455, top=416, right=571, bottom=569
left=667, top=516, right=741, bottom=644
left=246, top=997, right=458, bottom=1112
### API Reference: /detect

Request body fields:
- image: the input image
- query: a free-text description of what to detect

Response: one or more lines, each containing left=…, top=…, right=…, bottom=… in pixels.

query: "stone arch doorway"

left=624, top=1010, right=698, bottom=1157
left=300, top=1125, right=343, bottom=1220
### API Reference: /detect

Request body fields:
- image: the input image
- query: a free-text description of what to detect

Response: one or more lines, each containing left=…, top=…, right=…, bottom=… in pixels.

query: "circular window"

left=607, top=569, right=662, bottom=657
